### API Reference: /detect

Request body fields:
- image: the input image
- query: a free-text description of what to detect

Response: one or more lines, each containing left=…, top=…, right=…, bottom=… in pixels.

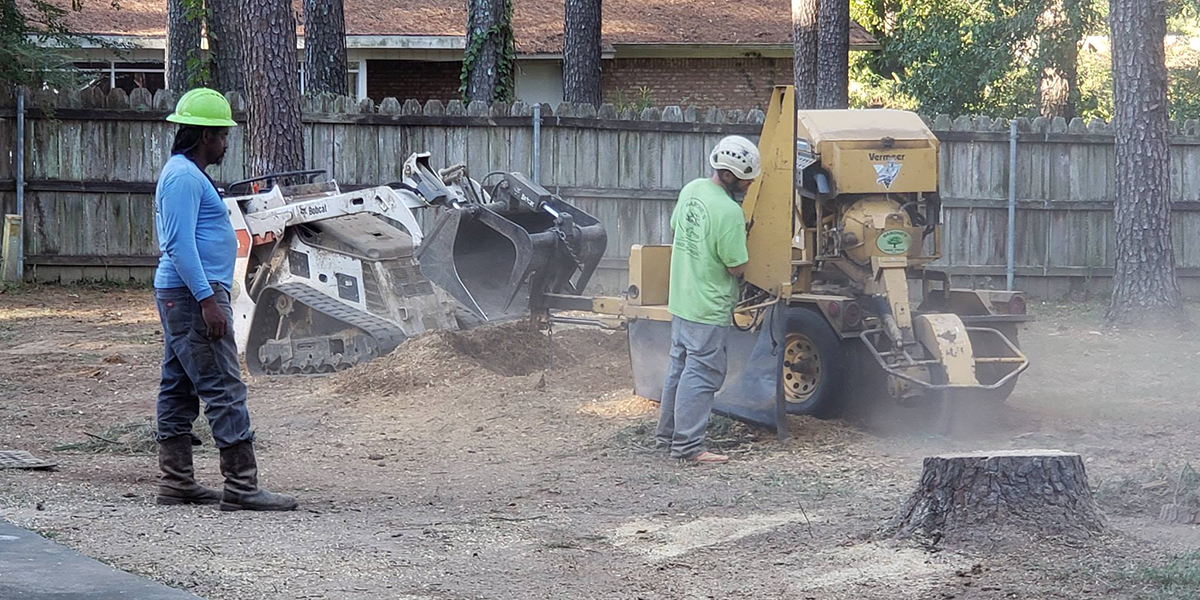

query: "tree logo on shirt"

left=677, top=198, right=709, bottom=259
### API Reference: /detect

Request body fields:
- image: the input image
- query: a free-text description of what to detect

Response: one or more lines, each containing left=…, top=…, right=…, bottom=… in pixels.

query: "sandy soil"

left=2, top=286, right=1200, bottom=599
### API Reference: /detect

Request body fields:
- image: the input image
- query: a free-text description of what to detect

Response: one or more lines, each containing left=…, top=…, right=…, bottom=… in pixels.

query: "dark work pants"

left=154, top=285, right=253, bottom=448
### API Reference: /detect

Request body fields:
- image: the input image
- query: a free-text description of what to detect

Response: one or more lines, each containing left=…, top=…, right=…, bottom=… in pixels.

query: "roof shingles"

left=43, top=0, right=875, bottom=53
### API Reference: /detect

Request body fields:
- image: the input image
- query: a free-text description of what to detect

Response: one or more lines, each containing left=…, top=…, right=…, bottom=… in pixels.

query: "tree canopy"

left=850, top=0, right=1199, bottom=120
left=0, top=0, right=123, bottom=92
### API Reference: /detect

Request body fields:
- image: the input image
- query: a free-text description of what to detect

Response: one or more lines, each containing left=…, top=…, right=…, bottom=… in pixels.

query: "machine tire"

left=781, top=306, right=851, bottom=418
left=970, top=323, right=1021, bottom=403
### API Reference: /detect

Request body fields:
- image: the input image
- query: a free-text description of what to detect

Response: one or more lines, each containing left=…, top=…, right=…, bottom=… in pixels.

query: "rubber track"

left=269, top=281, right=408, bottom=360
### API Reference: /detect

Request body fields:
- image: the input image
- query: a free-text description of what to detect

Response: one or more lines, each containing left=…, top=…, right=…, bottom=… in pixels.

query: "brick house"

left=49, top=0, right=876, bottom=110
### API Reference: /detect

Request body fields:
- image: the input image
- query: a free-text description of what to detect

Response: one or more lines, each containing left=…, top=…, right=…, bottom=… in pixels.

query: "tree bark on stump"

left=889, top=450, right=1105, bottom=546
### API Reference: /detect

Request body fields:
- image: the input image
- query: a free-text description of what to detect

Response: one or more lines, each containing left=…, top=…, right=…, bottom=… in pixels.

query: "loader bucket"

left=418, top=200, right=606, bottom=323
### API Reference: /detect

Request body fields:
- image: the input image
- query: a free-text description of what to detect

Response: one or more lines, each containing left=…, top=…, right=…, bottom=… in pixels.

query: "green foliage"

left=181, top=0, right=211, bottom=88
left=850, top=0, right=1101, bottom=117
left=1167, top=40, right=1200, bottom=120
left=1075, top=43, right=1113, bottom=121
left=850, top=0, right=1200, bottom=120
left=1074, top=39, right=1200, bottom=121
left=1167, top=0, right=1200, bottom=35
left=1117, top=551, right=1200, bottom=600
left=0, top=0, right=129, bottom=98
left=608, top=85, right=656, bottom=113
left=459, top=0, right=516, bottom=104
left=848, top=50, right=919, bottom=110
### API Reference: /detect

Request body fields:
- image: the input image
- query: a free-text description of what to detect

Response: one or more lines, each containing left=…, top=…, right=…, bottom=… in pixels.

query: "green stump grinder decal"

left=877, top=229, right=913, bottom=255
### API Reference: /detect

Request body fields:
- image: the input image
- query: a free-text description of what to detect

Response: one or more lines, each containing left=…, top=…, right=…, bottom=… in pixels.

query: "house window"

left=75, top=61, right=166, bottom=95
left=299, top=62, right=364, bottom=100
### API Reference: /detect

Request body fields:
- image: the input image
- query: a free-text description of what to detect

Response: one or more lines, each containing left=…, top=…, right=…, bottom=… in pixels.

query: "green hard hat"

left=166, top=88, right=238, bottom=127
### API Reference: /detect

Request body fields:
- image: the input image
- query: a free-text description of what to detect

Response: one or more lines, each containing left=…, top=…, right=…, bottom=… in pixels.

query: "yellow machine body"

left=795, top=110, right=940, bottom=195
left=576, top=85, right=1029, bottom=411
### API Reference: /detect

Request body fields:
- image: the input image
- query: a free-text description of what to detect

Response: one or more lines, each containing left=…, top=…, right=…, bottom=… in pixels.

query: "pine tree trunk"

left=207, top=0, right=245, bottom=96
left=1106, top=0, right=1185, bottom=324
left=792, top=0, right=819, bottom=109
left=816, top=0, right=849, bottom=109
left=463, top=0, right=515, bottom=103
left=166, top=0, right=204, bottom=91
left=563, top=0, right=602, bottom=106
left=1037, top=0, right=1079, bottom=119
left=889, top=451, right=1105, bottom=547
left=303, top=0, right=349, bottom=97
left=243, top=0, right=305, bottom=176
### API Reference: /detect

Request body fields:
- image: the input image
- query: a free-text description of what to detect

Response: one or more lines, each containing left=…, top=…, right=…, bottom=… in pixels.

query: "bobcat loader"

left=222, top=154, right=606, bottom=375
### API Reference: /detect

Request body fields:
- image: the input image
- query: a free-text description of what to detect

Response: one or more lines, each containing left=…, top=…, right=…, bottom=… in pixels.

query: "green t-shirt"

left=667, top=178, right=750, bottom=326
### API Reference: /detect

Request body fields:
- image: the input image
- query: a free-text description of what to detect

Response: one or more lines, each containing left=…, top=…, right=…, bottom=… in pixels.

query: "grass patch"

left=1118, top=551, right=1200, bottom=600
left=52, top=418, right=213, bottom=455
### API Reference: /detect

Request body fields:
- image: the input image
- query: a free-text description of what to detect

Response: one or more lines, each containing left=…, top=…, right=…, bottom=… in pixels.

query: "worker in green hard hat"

left=152, top=88, right=297, bottom=512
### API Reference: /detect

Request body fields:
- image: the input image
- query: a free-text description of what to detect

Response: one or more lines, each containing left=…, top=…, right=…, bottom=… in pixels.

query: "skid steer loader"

left=536, top=86, right=1031, bottom=425
left=223, top=153, right=606, bottom=375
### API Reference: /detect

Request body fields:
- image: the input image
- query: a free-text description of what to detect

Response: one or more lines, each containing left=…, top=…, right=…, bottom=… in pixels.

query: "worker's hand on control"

left=200, top=296, right=228, bottom=340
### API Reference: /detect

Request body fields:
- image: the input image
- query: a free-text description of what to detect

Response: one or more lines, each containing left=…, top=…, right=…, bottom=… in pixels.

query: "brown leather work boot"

left=218, top=440, right=298, bottom=512
left=157, top=434, right=222, bottom=506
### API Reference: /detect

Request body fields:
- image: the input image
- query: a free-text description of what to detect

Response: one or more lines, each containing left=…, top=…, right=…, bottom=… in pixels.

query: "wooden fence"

left=3, top=87, right=1200, bottom=298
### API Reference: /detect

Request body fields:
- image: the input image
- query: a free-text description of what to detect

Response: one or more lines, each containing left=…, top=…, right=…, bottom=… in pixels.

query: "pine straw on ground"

left=52, top=418, right=214, bottom=455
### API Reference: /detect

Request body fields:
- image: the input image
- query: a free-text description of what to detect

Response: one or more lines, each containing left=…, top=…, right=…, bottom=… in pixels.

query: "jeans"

left=154, top=285, right=253, bottom=448
left=655, top=316, right=730, bottom=459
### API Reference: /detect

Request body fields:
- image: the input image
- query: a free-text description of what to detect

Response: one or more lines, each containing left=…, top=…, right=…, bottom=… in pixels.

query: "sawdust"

left=328, top=322, right=627, bottom=397
left=611, top=511, right=820, bottom=560
left=578, top=393, right=658, bottom=419
left=788, top=542, right=967, bottom=592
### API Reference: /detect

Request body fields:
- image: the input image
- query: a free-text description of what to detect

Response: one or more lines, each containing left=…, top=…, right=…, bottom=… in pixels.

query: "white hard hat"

left=709, top=135, right=762, bottom=180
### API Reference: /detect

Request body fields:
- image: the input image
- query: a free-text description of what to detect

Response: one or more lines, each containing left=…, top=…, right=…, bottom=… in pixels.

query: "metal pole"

left=1006, top=119, right=1017, bottom=291
left=15, top=88, right=26, bottom=280
left=531, top=104, right=541, bottom=184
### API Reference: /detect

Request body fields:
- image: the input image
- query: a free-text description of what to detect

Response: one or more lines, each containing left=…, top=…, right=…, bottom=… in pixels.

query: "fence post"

left=1006, top=119, right=1017, bottom=291
left=532, top=104, right=542, bottom=184
left=15, top=88, right=25, bottom=280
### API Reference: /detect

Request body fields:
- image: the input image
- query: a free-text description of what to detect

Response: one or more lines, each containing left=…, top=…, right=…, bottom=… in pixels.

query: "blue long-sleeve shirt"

left=153, top=154, right=236, bottom=301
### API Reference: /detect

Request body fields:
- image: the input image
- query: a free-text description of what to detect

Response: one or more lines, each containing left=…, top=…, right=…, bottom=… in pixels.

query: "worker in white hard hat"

left=655, top=135, right=761, bottom=464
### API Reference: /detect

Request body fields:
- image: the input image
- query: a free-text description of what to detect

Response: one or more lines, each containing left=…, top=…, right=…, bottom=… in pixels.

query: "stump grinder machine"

left=223, top=154, right=606, bottom=375
left=535, top=86, right=1032, bottom=423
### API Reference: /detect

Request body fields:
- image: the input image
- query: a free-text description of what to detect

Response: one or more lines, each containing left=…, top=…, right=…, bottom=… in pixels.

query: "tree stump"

left=888, top=450, right=1105, bottom=547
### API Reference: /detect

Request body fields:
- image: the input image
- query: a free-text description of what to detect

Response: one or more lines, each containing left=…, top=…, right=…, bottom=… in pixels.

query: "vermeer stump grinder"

left=536, top=86, right=1031, bottom=426
left=224, top=85, right=1029, bottom=429
left=223, top=154, right=605, bottom=375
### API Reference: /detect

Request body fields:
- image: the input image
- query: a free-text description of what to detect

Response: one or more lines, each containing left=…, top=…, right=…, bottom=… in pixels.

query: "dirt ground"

left=3, top=285, right=1200, bottom=600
